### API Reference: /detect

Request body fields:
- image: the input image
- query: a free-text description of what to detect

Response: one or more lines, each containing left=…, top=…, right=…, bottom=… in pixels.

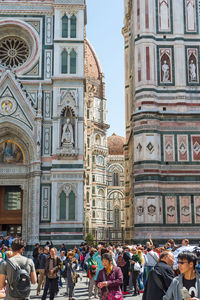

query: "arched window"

left=70, top=49, right=76, bottom=74
left=70, top=15, right=77, bottom=38
left=92, top=210, right=95, bottom=218
left=87, top=107, right=90, bottom=119
left=97, top=155, right=104, bottom=165
left=68, top=191, right=75, bottom=220
left=95, top=134, right=101, bottom=145
left=61, top=49, right=68, bottom=74
left=98, top=189, right=104, bottom=198
left=86, top=191, right=89, bottom=203
left=59, top=191, right=66, bottom=220
left=86, top=220, right=89, bottom=234
left=62, top=15, right=68, bottom=38
left=87, top=138, right=90, bottom=148
left=114, top=207, right=120, bottom=228
left=112, top=173, right=119, bottom=186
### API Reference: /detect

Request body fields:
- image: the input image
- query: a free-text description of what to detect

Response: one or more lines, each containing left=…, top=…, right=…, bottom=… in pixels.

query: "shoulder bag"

left=133, top=262, right=141, bottom=271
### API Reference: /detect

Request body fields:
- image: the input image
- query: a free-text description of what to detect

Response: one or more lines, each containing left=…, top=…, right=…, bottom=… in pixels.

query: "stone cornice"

left=0, top=3, right=85, bottom=14
left=54, top=4, right=85, bottom=10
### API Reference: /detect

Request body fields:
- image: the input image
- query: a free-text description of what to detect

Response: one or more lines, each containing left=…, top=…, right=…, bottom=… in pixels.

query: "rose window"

left=0, top=37, right=30, bottom=68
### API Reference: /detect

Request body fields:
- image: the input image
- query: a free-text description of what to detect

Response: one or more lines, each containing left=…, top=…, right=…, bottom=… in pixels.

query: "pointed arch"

left=61, top=49, right=68, bottom=74
left=62, top=15, right=68, bottom=38
left=0, top=122, right=36, bottom=162
left=95, top=134, right=101, bottom=145
left=114, top=206, right=120, bottom=228
left=70, top=15, right=76, bottom=38
left=160, top=52, right=171, bottom=82
left=187, top=1, right=195, bottom=31
left=160, top=0, right=169, bottom=30
left=112, top=172, right=119, bottom=186
left=59, top=191, right=66, bottom=220
left=70, top=49, right=76, bottom=74
left=98, top=189, right=105, bottom=198
left=85, top=219, right=89, bottom=234
left=86, top=191, right=89, bottom=203
left=68, top=190, right=75, bottom=220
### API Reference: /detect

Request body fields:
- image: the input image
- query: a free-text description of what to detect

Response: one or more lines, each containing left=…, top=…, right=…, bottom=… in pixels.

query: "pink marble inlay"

left=178, top=135, right=188, bottom=161
left=164, top=135, right=174, bottom=161
left=166, top=196, right=177, bottom=224
left=180, top=196, right=191, bottom=223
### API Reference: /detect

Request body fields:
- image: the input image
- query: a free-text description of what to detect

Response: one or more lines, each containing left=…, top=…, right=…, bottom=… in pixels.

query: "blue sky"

left=86, top=0, right=125, bottom=137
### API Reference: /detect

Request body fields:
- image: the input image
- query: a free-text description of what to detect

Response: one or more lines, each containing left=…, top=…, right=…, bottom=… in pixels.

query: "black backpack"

left=7, top=258, right=31, bottom=299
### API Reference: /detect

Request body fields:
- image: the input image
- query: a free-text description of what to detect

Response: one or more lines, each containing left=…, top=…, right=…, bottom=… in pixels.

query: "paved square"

left=30, top=272, right=142, bottom=300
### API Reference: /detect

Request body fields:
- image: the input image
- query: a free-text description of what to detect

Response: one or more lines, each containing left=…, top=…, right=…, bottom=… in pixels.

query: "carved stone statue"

left=189, top=60, right=197, bottom=81
left=162, top=60, right=170, bottom=82
left=61, top=118, right=74, bottom=145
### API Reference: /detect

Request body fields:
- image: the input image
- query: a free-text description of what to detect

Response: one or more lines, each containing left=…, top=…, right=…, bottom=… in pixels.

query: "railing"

left=83, top=227, right=134, bottom=244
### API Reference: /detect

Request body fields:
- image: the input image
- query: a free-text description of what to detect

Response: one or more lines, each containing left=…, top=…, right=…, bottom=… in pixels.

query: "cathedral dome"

left=85, top=39, right=103, bottom=80
left=108, top=133, right=125, bottom=155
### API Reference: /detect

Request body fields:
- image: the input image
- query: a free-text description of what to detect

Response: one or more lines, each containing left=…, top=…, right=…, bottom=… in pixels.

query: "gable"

left=0, top=71, right=36, bottom=131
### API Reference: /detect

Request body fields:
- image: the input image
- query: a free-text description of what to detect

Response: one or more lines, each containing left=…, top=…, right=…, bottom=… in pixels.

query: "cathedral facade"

left=84, top=41, right=125, bottom=242
left=0, top=0, right=86, bottom=248
left=123, top=0, right=200, bottom=243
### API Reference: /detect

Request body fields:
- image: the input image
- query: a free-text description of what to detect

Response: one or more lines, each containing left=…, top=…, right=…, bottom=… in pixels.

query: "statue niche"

left=61, top=107, right=75, bottom=149
left=160, top=53, right=171, bottom=83
left=188, top=53, right=198, bottom=83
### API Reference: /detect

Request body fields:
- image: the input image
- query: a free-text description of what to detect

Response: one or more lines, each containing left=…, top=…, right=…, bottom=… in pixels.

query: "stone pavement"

left=30, top=272, right=142, bottom=300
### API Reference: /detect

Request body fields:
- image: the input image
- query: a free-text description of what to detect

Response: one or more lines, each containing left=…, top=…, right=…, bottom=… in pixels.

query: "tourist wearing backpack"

left=0, top=238, right=37, bottom=300
left=87, top=249, right=98, bottom=299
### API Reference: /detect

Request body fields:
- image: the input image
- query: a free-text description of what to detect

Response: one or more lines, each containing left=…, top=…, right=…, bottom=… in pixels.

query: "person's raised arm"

left=149, top=234, right=153, bottom=246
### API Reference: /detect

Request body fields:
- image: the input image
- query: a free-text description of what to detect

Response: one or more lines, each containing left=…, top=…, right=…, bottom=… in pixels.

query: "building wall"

left=0, top=0, right=86, bottom=247
left=107, top=155, right=125, bottom=229
left=122, top=0, right=134, bottom=242
left=123, top=0, right=200, bottom=242
left=84, top=41, right=125, bottom=241
left=84, top=40, right=108, bottom=239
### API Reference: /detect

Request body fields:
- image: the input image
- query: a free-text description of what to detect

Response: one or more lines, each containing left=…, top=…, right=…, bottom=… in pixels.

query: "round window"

left=0, top=36, right=30, bottom=68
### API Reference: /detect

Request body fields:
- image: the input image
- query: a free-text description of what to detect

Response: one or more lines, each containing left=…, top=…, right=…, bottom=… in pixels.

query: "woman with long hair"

left=129, top=247, right=141, bottom=296
left=137, top=249, right=145, bottom=292
left=63, top=251, right=77, bottom=300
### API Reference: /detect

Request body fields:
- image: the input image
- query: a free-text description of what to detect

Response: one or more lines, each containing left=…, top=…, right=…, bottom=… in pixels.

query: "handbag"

left=133, top=262, right=141, bottom=271
left=72, top=272, right=79, bottom=283
left=102, top=270, right=123, bottom=300
left=108, top=291, right=123, bottom=300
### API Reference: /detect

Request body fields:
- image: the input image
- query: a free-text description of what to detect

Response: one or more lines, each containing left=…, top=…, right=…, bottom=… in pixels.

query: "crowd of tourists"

left=0, top=237, right=200, bottom=299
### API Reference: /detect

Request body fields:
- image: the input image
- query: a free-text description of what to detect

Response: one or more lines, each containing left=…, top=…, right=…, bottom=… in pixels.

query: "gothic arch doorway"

left=0, top=123, right=39, bottom=245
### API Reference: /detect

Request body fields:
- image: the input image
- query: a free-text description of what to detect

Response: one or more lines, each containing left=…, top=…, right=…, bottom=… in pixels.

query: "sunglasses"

left=178, top=261, right=187, bottom=265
